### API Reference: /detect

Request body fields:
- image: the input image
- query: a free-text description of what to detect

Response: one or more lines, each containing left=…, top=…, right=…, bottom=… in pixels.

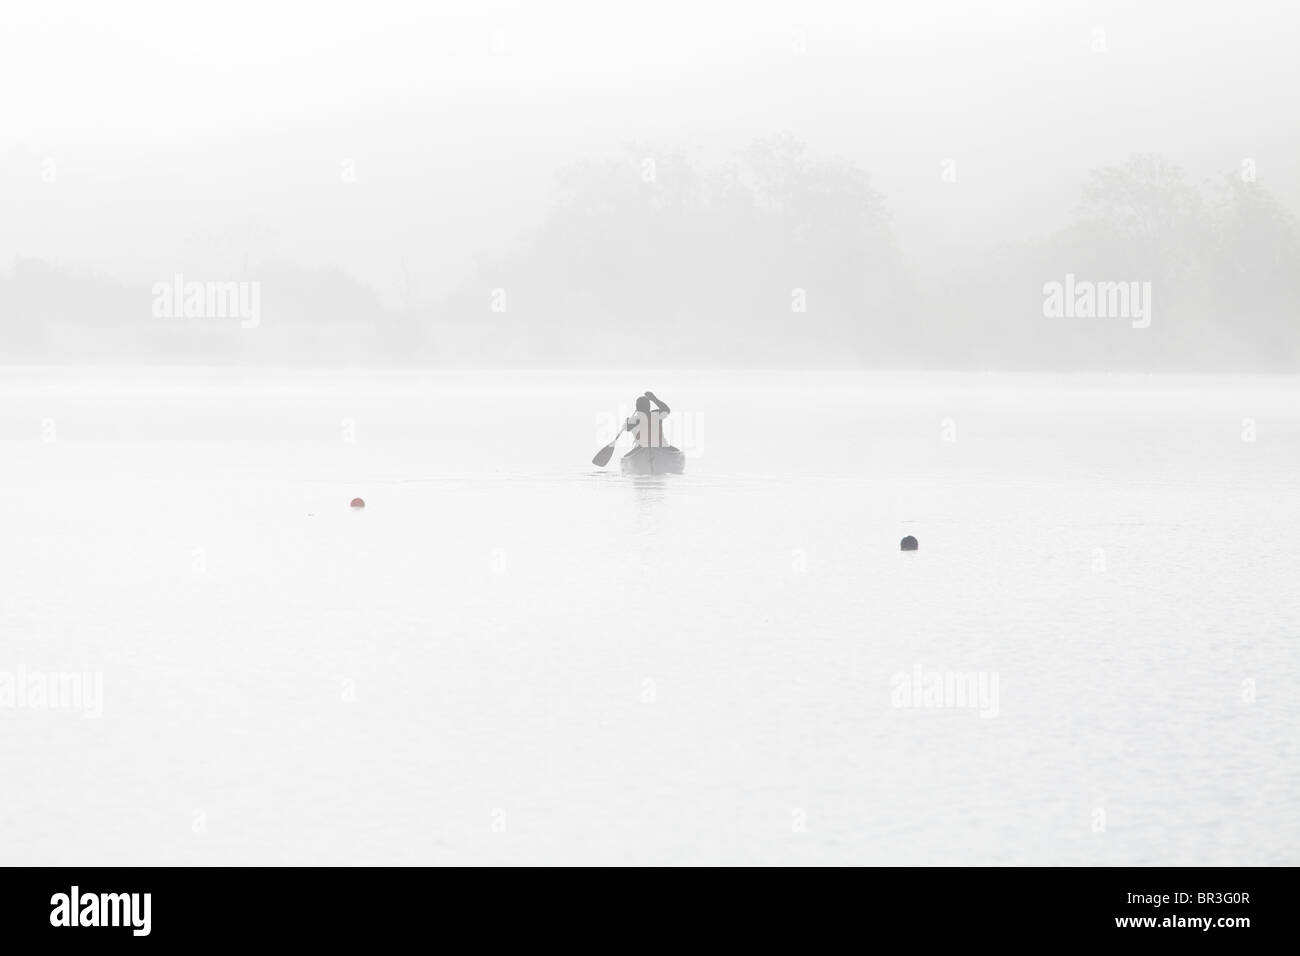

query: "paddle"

left=591, top=423, right=626, bottom=467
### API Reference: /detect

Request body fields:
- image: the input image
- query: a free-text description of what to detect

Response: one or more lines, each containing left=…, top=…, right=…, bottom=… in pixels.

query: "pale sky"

left=2, top=0, right=1297, bottom=302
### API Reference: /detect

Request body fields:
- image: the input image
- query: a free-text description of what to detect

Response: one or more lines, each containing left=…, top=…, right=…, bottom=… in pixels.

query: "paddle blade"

left=592, top=442, right=617, bottom=467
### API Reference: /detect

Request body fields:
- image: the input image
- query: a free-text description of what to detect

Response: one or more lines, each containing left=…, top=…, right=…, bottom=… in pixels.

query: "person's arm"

left=645, top=392, right=670, bottom=415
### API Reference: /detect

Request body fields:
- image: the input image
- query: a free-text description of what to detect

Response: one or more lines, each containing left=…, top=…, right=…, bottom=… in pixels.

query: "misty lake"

left=1, top=368, right=1297, bottom=864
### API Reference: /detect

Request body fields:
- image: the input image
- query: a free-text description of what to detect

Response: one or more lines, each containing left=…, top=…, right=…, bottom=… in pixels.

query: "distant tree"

left=435, top=136, right=900, bottom=366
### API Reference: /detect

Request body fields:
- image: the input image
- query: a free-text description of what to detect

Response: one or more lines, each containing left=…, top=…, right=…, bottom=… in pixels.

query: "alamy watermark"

left=50, top=886, right=150, bottom=936
left=890, top=664, right=999, bottom=718
left=0, top=666, right=104, bottom=718
left=152, top=273, right=261, bottom=329
left=1043, top=273, right=1151, bottom=329
left=596, top=406, right=704, bottom=457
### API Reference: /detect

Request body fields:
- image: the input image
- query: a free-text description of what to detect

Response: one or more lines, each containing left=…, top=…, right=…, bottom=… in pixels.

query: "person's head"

left=635, top=396, right=651, bottom=414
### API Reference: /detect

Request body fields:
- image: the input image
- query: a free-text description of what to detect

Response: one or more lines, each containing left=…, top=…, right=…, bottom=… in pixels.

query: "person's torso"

left=630, top=410, right=665, bottom=448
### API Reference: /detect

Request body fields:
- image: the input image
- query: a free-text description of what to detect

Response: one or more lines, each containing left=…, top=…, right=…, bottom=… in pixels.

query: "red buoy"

left=350, top=498, right=365, bottom=509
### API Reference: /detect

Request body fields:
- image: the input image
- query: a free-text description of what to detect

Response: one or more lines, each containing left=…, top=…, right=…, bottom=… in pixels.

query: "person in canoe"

left=625, top=391, right=671, bottom=448
left=591, top=391, right=685, bottom=473
left=618, top=392, right=685, bottom=473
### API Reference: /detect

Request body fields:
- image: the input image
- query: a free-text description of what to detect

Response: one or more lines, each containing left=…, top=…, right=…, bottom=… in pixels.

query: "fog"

left=2, top=0, right=1298, bottom=367
left=6, top=3, right=1300, bottom=876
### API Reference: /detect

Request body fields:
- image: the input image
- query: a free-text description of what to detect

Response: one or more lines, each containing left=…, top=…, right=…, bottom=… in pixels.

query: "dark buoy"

left=900, top=535, right=918, bottom=551
left=350, top=498, right=366, bottom=509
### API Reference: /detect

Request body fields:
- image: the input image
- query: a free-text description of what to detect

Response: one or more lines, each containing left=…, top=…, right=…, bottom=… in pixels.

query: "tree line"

left=4, top=139, right=1297, bottom=369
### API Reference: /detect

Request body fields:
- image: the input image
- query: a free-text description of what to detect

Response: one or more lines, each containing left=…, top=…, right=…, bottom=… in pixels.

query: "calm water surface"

left=1, top=369, right=1297, bottom=864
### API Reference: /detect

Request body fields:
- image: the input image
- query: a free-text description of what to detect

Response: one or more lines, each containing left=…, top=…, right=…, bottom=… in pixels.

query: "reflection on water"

left=628, top=474, right=673, bottom=507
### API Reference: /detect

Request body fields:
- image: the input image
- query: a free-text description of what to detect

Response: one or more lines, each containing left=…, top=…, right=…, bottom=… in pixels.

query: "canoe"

left=620, top=445, right=685, bottom=475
